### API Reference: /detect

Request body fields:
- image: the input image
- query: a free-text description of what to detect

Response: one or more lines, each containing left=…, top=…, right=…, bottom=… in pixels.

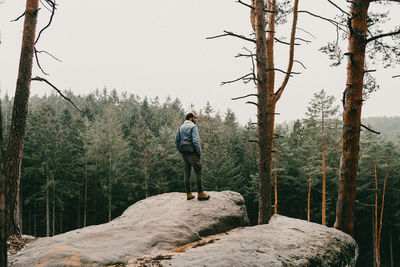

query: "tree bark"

left=334, top=0, right=370, bottom=236
left=46, top=165, right=49, bottom=237
left=254, top=0, right=271, bottom=224
left=274, top=152, right=278, bottom=214
left=322, top=110, right=326, bottom=226
left=0, top=98, right=6, bottom=267
left=5, top=0, right=39, bottom=237
left=307, top=176, right=311, bottom=222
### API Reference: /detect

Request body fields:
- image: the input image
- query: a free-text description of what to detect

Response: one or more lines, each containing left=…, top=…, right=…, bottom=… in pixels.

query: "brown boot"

left=186, top=192, right=195, bottom=200
left=197, top=191, right=210, bottom=201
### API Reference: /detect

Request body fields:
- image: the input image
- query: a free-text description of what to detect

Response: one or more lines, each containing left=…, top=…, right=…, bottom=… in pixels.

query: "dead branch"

left=295, top=37, right=311, bottom=44
left=39, top=0, right=53, bottom=12
left=245, top=101, right=258, bottom=106
left=34, top=48, right=49, bottom=75
left=363, top=69, right=376, bottom=74
left=298, top=10, right=347, bottom=33
left=274, top=37, right=300, bottom=46
left=231, top=94, right=258, bottom=100
left=366, top=30, right=400, bottom=44
left=207, top=31, right=256, bottom=43
left=392, top=74, right=400, bottom=78
left=267, top=68, right=300, bottom=75
left=221, top=73, right=254, bottom=86
left=294, top=60, right=307, bottom=69
left=296, top=27, right=316, bottom=39
left=237, top=0, right=253, bottom=9
left=35, top=49, right=62, bottom=62
left=35, top=0, right=56, bottom=44
left=31, top=76, right=82, bottom=112
left=360, top=124, right=380, bottom=135
left=327, top=0, right=350, bottom=16
left=10, top=12, right=26, bottom=22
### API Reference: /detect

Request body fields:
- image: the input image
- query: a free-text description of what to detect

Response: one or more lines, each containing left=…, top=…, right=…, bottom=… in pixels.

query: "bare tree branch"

left=31, top=76, right=82, bottom=112
left=35, top=49, right=62, bottom=62
left=207, top=30, right=256, bottom=43
left=267, top=68, right=300, bottom=75
left=237, top=0, right=253, bottom=9
left=298, top=10, right=347, bottom=33
left=245, top=101, right=258, bottom=106
left=360, top=124, right=380, bottom=135
left=10, top=12, right=26, bottom=22
left=39, top=0, right=53, bottom=12
left=392, top=74, right=400, bottom=78
left=35, top=0, right=56, bottom=44
left=274, top=37, right=300, bottom=46
left=221, top=73, right=254, bottom=86
left=295, top=37, right=311, bottom=43
left=231, top=94, right=258, bottom=100
left=296, top=27, right=316, bottom=39
left=327, top=0, right=350, bottom=16
left=366, top=30, right=400, bottom=43
left=363, top=69, right=376, bottom=74
left=34, top=47, right=49, bottom=75
left=294, top=60, right=307, bottom=69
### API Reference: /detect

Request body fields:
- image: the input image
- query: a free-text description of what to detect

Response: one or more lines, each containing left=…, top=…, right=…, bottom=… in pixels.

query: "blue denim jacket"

left=175, top=120, right=202, bottom=154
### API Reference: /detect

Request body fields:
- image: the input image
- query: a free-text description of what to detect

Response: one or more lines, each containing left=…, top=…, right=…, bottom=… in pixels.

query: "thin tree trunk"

left=389, top=225, right=393, bottom=267
left=33, top=199, right=36, bottom=237
left=376, top=165, right=389, bottom=267
left=5, top=0, right=39, bottom=238
left=59, top=192, right=62, bottom=233
left=334, top=0, right=370, bottom=236
left=322, top=111, right=326, bottom=226
left=52, top=181, right=55, bottom=236
left=0, top=98, right=6, bottom=267
left=108, top=153, right=112, bottom=222
left=274, top=152, right=278, bottom=214
left=307, top=176, right=311, bottom=222
left=83, top=151, right=88, bottom=227
left=374, top=161, right=379, bottom=267
left=46, top=165, right=49, bottom=237
left=94, top=160, right=98, bottom=225
left=77, top=195, right=80, bottom=229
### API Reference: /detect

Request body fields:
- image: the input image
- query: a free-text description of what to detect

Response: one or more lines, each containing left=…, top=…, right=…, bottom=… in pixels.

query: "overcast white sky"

left=0, top=0, right=399, bottom=124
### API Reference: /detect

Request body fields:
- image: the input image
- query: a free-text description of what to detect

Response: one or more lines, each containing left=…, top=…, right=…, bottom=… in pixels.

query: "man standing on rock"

left=175, top=112, right=210, bottom=201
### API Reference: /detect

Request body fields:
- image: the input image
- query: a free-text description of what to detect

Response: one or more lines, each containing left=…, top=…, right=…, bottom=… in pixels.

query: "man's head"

left=186, top=112, right=197, bottom=124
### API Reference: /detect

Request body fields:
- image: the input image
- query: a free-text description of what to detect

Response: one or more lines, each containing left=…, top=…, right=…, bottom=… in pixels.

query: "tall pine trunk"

left=322, top=111, right=326, bottom=226
left=0, top=84, right=6, bottom=267
left=5, top=0, right=39, bottom=239
left=254, top=0, right=271, bottom=224
left=334, top=0, right=370, bottom=236
left=46, top=165, right=49, bottom=237
left=307, top=176, right=311, bottom=222
left=52, top=181, right=55, bottom=236
left=274, top=152, right=278, bottom=214
left=83, top=151, right=88, bottom=227
left=108, top=153, right=112, bottom=222
left=253, top=0, right=299, bottom=224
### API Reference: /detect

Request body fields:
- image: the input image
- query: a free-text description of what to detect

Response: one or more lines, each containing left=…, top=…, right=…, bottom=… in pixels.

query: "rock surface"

left=156, top=214, right=358, bottom=267
left=10, top=191, right=249, bottom=267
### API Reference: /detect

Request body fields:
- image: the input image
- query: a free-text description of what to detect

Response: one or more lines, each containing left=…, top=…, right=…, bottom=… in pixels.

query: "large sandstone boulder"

left=10, top=191, right=249, bottom=267
left=155, top=214, right=358, bottom=267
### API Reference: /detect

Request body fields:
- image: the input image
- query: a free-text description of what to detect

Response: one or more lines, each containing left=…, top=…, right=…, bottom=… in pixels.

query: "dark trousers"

left=182, top=153, right=203, bottom=193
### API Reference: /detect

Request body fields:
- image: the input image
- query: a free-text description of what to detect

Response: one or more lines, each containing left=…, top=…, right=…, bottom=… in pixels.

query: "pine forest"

left=1, top=88, right=398, bottom=267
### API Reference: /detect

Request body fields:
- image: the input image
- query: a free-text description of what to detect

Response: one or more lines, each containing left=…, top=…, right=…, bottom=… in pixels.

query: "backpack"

left=178, top=126, right=195, bottom=154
